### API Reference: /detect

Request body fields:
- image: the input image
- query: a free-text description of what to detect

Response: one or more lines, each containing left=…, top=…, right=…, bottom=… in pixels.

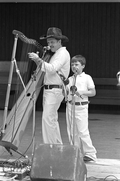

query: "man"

left=28, top=27, right=70, bottom=144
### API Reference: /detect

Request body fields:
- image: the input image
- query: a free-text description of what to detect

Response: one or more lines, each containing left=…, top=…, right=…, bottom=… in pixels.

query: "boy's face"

left=71, top=61, right=85, bottom=74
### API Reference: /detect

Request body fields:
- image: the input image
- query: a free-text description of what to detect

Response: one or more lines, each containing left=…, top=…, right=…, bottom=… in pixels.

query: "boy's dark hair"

left=71, top=55, right=86, bottom=66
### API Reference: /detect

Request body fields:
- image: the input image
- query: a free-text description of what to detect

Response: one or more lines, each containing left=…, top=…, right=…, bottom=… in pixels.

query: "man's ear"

left=82, top=65, right=85, bottom=69
left=58, top=39, right=62, bottom=44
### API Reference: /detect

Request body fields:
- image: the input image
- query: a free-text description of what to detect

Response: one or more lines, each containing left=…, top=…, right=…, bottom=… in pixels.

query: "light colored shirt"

left=67, top=72, right=95, bottom=102
left=41, top=47, right=70, bottom=85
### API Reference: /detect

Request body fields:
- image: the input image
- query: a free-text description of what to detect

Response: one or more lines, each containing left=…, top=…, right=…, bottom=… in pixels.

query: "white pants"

left=42, top=88, right=64, bottom=144
left=66, top=102, right=97, bottom=160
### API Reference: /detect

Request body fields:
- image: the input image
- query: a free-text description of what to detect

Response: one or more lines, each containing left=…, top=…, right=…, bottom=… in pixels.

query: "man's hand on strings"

left=28, top=52, right=43, bottom=66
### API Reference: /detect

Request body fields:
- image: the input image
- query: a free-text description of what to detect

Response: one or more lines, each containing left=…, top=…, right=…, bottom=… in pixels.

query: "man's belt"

left=68, top=100, right=89, bottom=105
left=44, top=85, right=62, bottom=89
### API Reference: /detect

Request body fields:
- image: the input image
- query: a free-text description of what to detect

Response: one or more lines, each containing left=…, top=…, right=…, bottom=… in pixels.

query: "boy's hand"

left=75, top=91, right=83, bottom=99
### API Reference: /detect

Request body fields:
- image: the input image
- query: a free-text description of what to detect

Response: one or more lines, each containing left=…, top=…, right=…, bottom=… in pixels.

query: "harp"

left=0, top=30, right=51, bottom=157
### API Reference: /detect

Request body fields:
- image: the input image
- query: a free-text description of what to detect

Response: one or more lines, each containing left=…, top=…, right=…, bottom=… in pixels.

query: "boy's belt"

left=44, top=85, right=62, bottom=89
left=68, top=100, right=89, bottom=105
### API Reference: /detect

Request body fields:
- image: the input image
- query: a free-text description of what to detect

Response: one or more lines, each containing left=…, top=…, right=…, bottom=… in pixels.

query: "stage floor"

left=0, top=110, right=120, bottom=180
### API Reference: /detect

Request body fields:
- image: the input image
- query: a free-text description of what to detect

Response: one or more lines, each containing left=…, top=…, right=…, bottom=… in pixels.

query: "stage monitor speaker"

left=30, top=144, right=87, bottom=181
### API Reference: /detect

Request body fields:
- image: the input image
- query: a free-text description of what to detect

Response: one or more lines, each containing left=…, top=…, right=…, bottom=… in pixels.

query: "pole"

left=31, top=49, right=47, bottom=156
left=31, top=74, right=36, bottom=156
left=70, top=74, right=77, bottom=145
left=1, top=34, right=18, bottom=138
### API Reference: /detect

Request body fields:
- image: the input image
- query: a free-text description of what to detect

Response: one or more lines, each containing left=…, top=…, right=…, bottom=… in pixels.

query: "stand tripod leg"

left=14, top=59, right=26, bottom=92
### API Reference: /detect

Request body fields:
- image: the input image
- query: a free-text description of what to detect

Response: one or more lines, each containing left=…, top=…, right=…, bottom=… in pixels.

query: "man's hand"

left=28, top=52, right=43, bottom=66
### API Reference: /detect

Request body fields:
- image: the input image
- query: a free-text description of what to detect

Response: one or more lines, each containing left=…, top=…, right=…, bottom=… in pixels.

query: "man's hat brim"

left=40, top=35, right=69, bottom=42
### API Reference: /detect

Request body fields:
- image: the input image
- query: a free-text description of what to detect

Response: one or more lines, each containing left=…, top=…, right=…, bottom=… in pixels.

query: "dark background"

left=1, top=2, right=120, bottom=77
left=0, top=2, right=120, bottom=112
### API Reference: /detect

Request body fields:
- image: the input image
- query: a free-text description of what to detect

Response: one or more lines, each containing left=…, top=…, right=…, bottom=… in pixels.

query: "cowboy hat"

left=40, top=27, right=69, bottom=42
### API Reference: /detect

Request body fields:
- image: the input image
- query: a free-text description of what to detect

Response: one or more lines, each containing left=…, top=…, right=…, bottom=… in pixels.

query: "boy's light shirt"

left=67, top=72, right=95, bottom=102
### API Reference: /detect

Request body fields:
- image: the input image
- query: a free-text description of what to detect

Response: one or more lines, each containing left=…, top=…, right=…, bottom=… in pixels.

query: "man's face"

left=47, top=38, right=61, bottom=52
left=71, top=61, right=85, bottom=74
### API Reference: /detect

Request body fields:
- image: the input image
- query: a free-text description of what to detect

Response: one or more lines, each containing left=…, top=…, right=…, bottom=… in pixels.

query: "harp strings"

left=10, top=39, right=43, bottom=109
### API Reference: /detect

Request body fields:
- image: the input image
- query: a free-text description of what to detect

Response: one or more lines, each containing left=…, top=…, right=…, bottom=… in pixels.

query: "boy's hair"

left=71, top=55, right=86, bottom=66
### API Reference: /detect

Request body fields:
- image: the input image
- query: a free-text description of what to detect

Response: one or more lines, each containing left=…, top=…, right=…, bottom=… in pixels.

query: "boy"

left=66, top=55, right=97, bottom=162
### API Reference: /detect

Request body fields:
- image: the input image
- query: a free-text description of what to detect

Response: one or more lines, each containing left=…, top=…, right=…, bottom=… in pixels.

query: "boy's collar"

left=76, top=72, right=85, bottom=76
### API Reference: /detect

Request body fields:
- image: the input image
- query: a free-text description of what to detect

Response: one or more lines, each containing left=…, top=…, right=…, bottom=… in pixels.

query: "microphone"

left=70, top=85, right=77, bottom=93
left=43, top=46, right=50, bottom=51
left=72, top=68, right=78, bottom=75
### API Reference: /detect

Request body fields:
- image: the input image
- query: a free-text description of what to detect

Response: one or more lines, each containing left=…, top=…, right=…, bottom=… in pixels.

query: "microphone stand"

left=31, top=49, right=47, bottom=156
left=70, top=74, right=77, bottom=145
left=70, top=73, right=84, bottom=156
left=31, top=73, right=37, bottom=156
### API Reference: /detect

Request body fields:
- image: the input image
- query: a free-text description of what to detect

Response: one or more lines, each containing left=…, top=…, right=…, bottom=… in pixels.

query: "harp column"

left=1, top=33, right=19, bottom=138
